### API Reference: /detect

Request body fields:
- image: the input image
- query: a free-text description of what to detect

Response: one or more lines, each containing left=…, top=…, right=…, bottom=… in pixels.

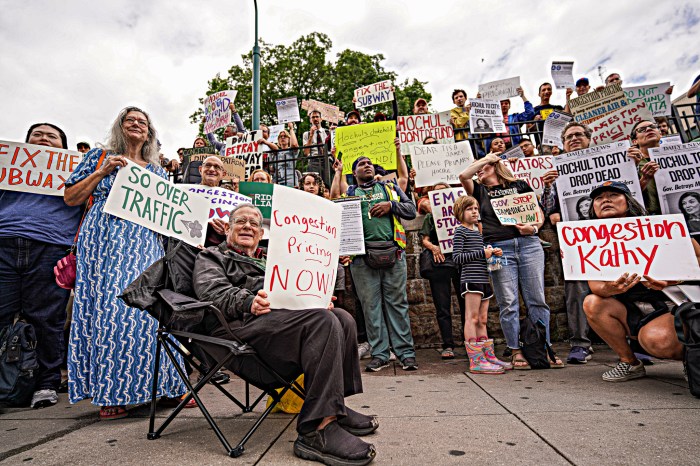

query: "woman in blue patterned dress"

left=64, top=107, right=186, bottom=419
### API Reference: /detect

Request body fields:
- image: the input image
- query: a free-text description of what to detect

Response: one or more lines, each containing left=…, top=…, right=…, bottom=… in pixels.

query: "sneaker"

left=365, top=357, right=390, bottom=372
left=294, top=421, right=376, bottom=466
left=401, top=357, right=418, bottom=371
left=31, top=389, right=58, bottom=409
left=567, top=346, right=592, bottom=364
left=602, top=360, right=646, bottom=382
left=357, top=342, right=372, bottom=360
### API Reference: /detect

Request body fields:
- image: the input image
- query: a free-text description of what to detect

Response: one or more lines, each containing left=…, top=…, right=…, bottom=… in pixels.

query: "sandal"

left=159, top=395, right=197, bottom=409
left=441, top=348, right=455, bottom=360
left=549, top=355, right=566, bottom=369
left=99, top=406, right=128, bottom=420
left=511, top=352, right=531, bottom=370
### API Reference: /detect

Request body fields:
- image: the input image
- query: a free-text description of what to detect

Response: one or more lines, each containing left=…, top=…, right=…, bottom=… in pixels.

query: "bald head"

left=199, top=156, right=225, bottom=187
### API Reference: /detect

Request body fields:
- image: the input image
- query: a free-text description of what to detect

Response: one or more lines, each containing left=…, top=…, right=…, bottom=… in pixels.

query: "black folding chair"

left=120, top=240, right=305, bottom=457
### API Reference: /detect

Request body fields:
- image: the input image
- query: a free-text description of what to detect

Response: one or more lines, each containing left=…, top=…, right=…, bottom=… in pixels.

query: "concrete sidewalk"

left=1, top=344, right=698, bottom=465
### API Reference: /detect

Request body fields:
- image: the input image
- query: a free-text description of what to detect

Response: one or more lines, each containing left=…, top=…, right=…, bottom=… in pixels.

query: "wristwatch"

left=531, top=226, right=538, bottom=235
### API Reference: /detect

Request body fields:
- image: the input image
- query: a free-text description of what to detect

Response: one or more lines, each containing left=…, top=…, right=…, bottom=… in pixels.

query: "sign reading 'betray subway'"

left=103, top=161, right=210, bottom=247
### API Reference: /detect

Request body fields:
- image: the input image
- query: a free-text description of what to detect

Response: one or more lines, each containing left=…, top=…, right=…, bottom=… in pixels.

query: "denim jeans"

left=490, top=235, right=550, bottom=349
left=0, top=237, right=70, bottom=390
left=350, top=252, right=415, bottom=362
left=565, top=280, right=592, bottom=348
left=427, top=267, right=464, bottom=349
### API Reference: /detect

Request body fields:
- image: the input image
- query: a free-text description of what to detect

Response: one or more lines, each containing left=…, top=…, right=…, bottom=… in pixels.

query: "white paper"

left=478, top=76, right=521, bottom=101
left=334, top=197, right=365, bottom=255
left=469, top=99, right=506, bottom=133
left=589, top=100, right=654, bottom=146
left=429, top=187, right=466, bottom=253
left=178, top=184, right=251, bottom=221
left=268, top=124, right=284, bottom=144
left=551, top=61, right=575, bottom=89
left=542, top=111, right=573, bottom=148
left=275, top=96, right=301, bottom=124
left=411, top=142, right=474, bottom=187
left=499, top=145, right=525, bottom=160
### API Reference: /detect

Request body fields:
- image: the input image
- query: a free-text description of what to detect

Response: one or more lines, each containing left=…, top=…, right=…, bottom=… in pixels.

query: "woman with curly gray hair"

left=63, top=107, right=187, bottom=420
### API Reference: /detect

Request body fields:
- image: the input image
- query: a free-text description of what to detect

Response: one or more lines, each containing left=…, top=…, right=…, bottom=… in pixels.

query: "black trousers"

left=427, top=267, right=464, bottom=349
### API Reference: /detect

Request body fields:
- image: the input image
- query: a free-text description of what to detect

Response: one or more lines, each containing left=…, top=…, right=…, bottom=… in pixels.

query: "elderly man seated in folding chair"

left=193, top=202, right=378, bottom=466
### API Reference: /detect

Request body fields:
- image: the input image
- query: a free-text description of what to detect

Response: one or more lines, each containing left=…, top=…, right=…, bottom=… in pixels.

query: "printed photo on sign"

left=490, top=192, right=540, bottom=225
left=411, top=141, right=474, bottom=187
left=477, top=77, right=521, bottom=101
left=397, top=113, right=454, bottom=155
left=337, top=120, right=397, bottom=175
left=354, top=80, right=394, bottom=108
left=469, top=99, right=505, bottom=133
left=429, top=187, right=466, bottom=253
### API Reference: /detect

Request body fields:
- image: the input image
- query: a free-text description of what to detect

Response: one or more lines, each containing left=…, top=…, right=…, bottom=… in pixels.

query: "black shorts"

left=460, top=282, right=493, bottom=300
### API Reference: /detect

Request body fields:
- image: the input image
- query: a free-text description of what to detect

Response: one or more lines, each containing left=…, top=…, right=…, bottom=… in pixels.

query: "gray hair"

left=227, top=203, right=264, bottom=227
left=560, top=121, right=592, bottom=145
left=103, top=106, right=160, bottom=166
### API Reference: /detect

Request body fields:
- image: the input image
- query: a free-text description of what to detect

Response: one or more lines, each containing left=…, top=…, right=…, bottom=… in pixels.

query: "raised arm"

left=330, top=158, right=348, bottom=199
left=458, top=153, right=501, bottom=195
left=395, top=137, right=409, bottom=192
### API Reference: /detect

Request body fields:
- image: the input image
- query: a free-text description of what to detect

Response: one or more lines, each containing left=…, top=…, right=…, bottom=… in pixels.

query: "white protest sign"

left=499, top=145, right=525, bottom=160
left=542, top=111, right=573, bottom=148
left=275, top=96, right=300, bottom=123
left=429, top=187, right=466, bottom=253
left=354, top=80, right=394, bottom=108
left=179, top=184, right=252, bottom=221
left=301, top=99, right=345, bottom=123
left=469, top=99, right=506, bottom=133
left=225, top=131, right=264, bottom=179
left=264, top=186, right=342, bottom=310
left=333, top=197, right=365, bottom=255
left=623, top=82, right=672, bottom=117
left=478, top=77, right=521, bottom=101
left=590, top=100, right=654, bottom=146
left=0, top=140, right=83, bottom=196
left=507, top=156, right=555, bottom=196
left=660, top=135, right=682, bottom=145
left=103, top=161, right=210, bottom=247
left=490, top=192, right=541, bottom=225
left=268, top=124, right=284, bottom=144
left=649, top=142, right=700, bottom=236
left=204, top=90, right=237, bottom=134
left=397, top=113, right=455, bottom=154
left=553, top=141, right=643, bottom=222
left=557, top=215, right=700, bottom=281
left=551, top=61, right=575, bottom=89
left=411, top=142, right=474, bottom=187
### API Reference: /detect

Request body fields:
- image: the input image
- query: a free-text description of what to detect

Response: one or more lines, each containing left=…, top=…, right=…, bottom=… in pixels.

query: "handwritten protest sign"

left=0, top=140, right=83, bottom=196
left=507, top=156, right=554, bottom=196
left=478, top=77, right=521, bottom=101
left=410, top=142, right=474, bottom=187
left=542, top=111, right=573, bottom=148
left=268, top=124, right=284, bottom=144
left=397, top=113, right=454, bottom=154
left=337, top=120, right=397, bottom=175
left=551, top=61, right=575, bottom=89
left=557, top=215, right=700, bottom=281
left=553, top=141, right=643, bottom=222
left=469, top=99, right=506, bottom=133
left=226, top=131, right=263, bottom=179
left=182, top=146, right=217, bottom=158
left=354, top=80, right=394, bottom=108
left=569, top=83, right=628, bottom=125
left=333, top=197, right=365, bottom=255
left=490, top=192, right=541, bottom=225
left=103, top=161, right=209, bottom=247
left=649, top=142, right=700, bottom=236
left=590, top=100, right=654, bottom=146
left=238, top=181, right=274, bottom=219
left=185, top=153, right=245, bottom=182
left=301, top=99, right=345, bottom=123
left=179, top=184, right=251, bottom=221
left=264, top=186, right=342, bottom=310
left=204, top=90, right=237, bottom=134
left=623, top=82, right=671, bottom=117
left=429, top=187, right=466, bottom=253
left=276, top=97, right=300, bottom=124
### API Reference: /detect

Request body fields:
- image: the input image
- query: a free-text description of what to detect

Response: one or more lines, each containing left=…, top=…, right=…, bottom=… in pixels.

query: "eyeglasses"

left=634, top=124, right=658, bottom=135
left=124, top=117, right=149, bottom=128
left=203, top=163, right=224, bottom=171
left=564, top=131, right=587, bottom=141
left=231, top=217, right=261, bottom=228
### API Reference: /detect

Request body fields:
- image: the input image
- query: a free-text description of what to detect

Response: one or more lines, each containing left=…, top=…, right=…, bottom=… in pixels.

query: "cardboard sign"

left=469, top=99, right=506, bottom=133
left=590, top=100, right=654, bottom=146
left=553, top=141, right=644, bottom=222
left=103, top=161, right=209, bottom=247
left=397, top=113, right=455, bottom=155
left=557, top=215, right=700, bottom=281
left=264, top=186, right=342, bottom=310
left=204, top=90, right=237, bottom=134
left=238, top=181, right=274, bottom=219
left=179, top=184, right=252, bottom=221
left=410, top=142, right=474, bottom=187
left=429, top=187, right=466, bottom=253
left=301, top=99, right=345, bottom=123
left=569, top=83, right=628, bottom=125
left=551, top=61, right=575, bottom=89
left=507, top=156, right=554, bottom=196
left=0, top=140, right=83, bottom=196
left=185, top=153, right=245, bottom=182
left=542, top=111, right=573, bottom=148
left=337, top=120, right=397, bottom=175
left=276, top=96, right=300, bottom=124
left=333, top=197, right=365, bottom=255
left=490, top=192, right=541, bottom=225
left=354, top=80, right=394, bottom=108
left=623, top=82, right=672, bottom=117
left=477, top=77, right=521, bottom=101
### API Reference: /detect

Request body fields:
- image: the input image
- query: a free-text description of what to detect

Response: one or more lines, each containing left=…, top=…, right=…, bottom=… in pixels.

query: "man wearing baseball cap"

left=76, top=141, right=90, bottom=153
left=413, top=98, right=429, bottom=115
left=575, top=78, right=590, bottom=96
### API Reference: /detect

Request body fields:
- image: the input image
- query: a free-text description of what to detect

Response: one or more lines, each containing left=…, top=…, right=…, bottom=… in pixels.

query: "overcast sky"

left=1, top=0, right=698, bottom=156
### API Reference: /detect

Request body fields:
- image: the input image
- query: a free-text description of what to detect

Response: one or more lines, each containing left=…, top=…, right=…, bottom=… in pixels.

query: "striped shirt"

left=451, top=225, right=490, bottom=285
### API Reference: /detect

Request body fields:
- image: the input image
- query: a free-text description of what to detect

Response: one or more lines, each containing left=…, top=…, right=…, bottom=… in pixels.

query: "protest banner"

left=268, top=124, right=284, bottom=144
left=354, top=80, right=394, bottom=108
left=429, top=187, right=466, bottom=253
left=301, top=99, right=345, bottom=123
left=178, top=184, right=251, bottom=221
left=648, top=142, right=700, bottom=236
left=410, top=141, right=474, bottom=187
left=264, top=186, right=342, bottom=310
left=397, top=113, right=454, bottom=155
left=568, top=83, right=628, bottom=125
left=204, top=90, right=237, bottom=134
left=551, top=61, right=575, bottom=89
left=553, top=141, right=643, bottom=222
left=542, top=111, right=573, bottom=148
left=275, top=96, right=300, bottom=124
left=590, top=100, right=654, bottom=146
left=337, top=120, right=397, bottom=175
left=238, top=181, right=274, bottom=219
left=490, top=192, right=541, bottom=225
left=557, top=214, right=700, bottom=281
left=469, top=99, right=506, bottom=133
left=477, top=77, right=521, bottom=101
left=333, top=197, right=365, bottom=255
left=499, top=145, right=525, bottom=160
left=0, top=140, right=83, bottom=196
left=623, top=82, right=672, bottom=117
left=103, top=161, right=209, bottom=247
left=225, top=131, right=264, bottom=179
left=507, top=156, right=554, bottom=196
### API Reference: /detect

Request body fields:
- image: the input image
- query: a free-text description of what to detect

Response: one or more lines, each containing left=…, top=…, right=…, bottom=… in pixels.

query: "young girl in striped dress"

left=451, top=195, right=512, bottom=374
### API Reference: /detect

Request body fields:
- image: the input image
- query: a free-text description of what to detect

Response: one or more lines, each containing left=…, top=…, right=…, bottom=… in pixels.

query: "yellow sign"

left=336, top=121, right=397, bottom=175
